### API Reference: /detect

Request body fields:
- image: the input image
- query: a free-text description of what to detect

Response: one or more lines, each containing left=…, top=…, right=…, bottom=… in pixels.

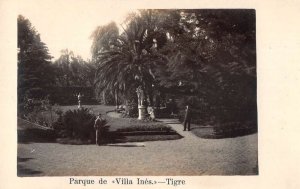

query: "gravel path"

left=18, top=119, right=258, bottom=176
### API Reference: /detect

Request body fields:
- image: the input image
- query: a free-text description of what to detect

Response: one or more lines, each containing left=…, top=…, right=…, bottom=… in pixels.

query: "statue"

left=136, top=86, right=145, bottom=106
left=77, top=93, right=83, bottom=108
left=136, top=86, right=147, bottom=120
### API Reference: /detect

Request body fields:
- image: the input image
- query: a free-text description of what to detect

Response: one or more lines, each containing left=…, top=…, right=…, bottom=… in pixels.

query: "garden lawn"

left=59, top=104, right=114, bottom=115
left=20, top=104, right=182, bottom=144
left=59, top=105, right=172, bottom=132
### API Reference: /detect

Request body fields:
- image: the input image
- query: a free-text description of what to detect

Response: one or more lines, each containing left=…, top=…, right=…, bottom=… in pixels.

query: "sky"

left=18, top=1, right=134, bottom=60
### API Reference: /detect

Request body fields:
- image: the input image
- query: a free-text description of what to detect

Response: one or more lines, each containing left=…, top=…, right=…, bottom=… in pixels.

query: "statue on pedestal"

left=77, top=93, right=83, bottom=109
left=136, top=86, right=147, bottom=120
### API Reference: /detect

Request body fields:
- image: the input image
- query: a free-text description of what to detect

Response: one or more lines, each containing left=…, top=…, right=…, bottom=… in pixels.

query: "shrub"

left=53, top=108, right=108, bottom=141
left=19, top=96, right=59, bottom=128
left=125, top=95, right=138, bottom=118
left=20, top=97, right=43, bottom=116
left=26, top=110, right=55, bottom=127
left=154, top=107, right=173, bottom=118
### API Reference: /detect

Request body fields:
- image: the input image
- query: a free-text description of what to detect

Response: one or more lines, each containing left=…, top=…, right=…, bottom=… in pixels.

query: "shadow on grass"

left=18, top=129, right=56, bottom=144
left=103, top=132, right=127, bottom=143
left=18, top=122, right=182, bottom=145
left=17, top=165, right=43, bottom=177
left=106, top=132, right=182, bottom=143
left=56, top=131, right=182, bottom=145
left=253, top=159, right=259, bottom=175
left=17, top=157, right=33, bottom=162
left=56, top=132, right=127, bottom=145
left=17, top=156, right=43, bottom=177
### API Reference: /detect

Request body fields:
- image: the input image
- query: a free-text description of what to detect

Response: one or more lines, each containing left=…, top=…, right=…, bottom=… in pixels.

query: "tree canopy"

left=18, top=10, right=257, bottom=123
left=53, top=49, right=95, bottom=87
left=91, top=9, right=257, bottom=122
left=18, top=15, right=54, bottom=102
left=91, top=11, right=167, bottom=102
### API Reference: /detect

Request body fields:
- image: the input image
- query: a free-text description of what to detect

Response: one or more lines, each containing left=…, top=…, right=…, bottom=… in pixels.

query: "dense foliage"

left=18, top=15, right=55, bottom=114
left=91, top=9, right=257, bottom=125
left=158, top=10, right=256, bottom=124
left=52, top=49, right=95, bottom=87
left=18, top=16, right=97, bottom=115
left=50, top=49, right=97, bottom=104
left=91, top=11, right=167, bottom=111
left=53, top=108, right=107, bottom=141
left=18, top=10, right=257, bottom=129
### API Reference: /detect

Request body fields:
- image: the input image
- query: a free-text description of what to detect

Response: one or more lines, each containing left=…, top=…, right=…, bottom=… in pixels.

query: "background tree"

left=53, top=49, right=95, bottom=87
left=91, top=9, right=257, bottom=123
left=50, top=49, right=96, bottom=105
left=90, top=22, right=120, bottom=105
left=156, top=9, right=256, bottom=124
left=18, top=15, right=55, bottom=114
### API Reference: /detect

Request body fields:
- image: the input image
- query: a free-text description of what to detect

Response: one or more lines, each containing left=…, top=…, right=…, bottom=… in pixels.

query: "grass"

left=106, top=116, right=173, bottom=132
left=116, top=124, right=172, bottom=132
left=58, top=104, right=114, bottom=115
left=58, top=105, right=171, bottom=131
left=122, top=135, right=181, bottom=142
left=22, top=104, right=257, bottom=141
left=24, top=104, right=182, bottom=143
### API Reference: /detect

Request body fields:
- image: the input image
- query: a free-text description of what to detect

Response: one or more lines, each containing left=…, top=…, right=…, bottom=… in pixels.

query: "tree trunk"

left=115, top=89, right=118, bottom=109
left=102, top=91, right=106, bottom=104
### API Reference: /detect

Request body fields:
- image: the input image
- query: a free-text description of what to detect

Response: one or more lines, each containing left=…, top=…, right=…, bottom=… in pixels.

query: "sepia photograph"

left=17, top=6, right=258, bottom=176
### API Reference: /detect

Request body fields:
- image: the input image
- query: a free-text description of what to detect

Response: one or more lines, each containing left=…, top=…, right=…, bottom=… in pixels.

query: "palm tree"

left=92, top=10, right=167, bottom=117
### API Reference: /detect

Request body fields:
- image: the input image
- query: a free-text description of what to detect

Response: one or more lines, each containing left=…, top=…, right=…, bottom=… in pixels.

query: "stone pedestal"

left=138, top=105, right=147, bottom=120
left=77, top=93, right=83, bottom=109
left=78, top=100, right=81, bottom=109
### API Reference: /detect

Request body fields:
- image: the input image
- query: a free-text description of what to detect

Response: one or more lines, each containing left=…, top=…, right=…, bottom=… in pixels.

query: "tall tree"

left=156, top=9, right=257, bottom=122
left=91, top=11, right=167, bottom=115
left=91, top=9, right=257, bottom=122
left=18, top=15, right=54, bottom=103
left=90, top=22, right=120, bottom=105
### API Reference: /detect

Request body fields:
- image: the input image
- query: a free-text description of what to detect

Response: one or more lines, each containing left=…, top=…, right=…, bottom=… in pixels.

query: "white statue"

left=136, top=86, right=147, bottom=119
left=136, top=86, right=145, bottom=107
left=77, top=93, right=83, bottom=108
